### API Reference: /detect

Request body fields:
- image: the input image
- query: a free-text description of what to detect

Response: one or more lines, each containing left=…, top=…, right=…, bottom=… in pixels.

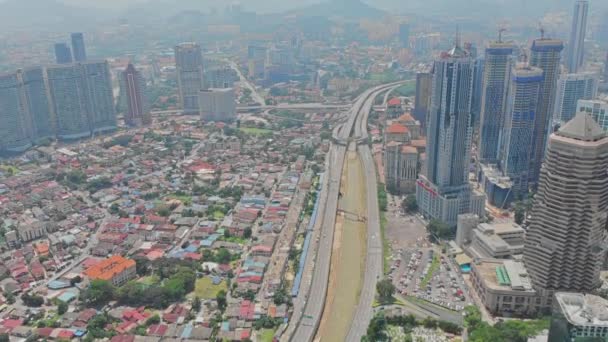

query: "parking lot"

left=384, top=194, right=472, bottom=314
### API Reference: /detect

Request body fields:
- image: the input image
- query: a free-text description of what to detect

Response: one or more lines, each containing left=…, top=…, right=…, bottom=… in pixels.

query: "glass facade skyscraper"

left=71, top=32, right=87, bottom=62
left=175, top=42, right=204, bottom=114
left=478, top=41, right=514, bottom=163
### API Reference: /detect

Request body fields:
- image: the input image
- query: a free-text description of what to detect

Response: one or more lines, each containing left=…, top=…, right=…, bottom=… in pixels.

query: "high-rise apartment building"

left=0, top=73, right=32, bottom=152
left=413, top=72, right=432, bottom=127
left=71, top=33, right=87, bottom=62
left=416, top=44, right=485, bottom=227
left=500, top=65, right=543, bottom=196
left=566, top=0, right=589, bottom=73
left=478, top=41, right=514, bottom=163
left=47, top=61, right=116, bottom=140
left=524, top=112, right=608, bottom=303
left=47, top=64, right=91, bottom=140
left=399, top=23, right=410, bottom=48
left=54, top=43, right=72, bottom=64
left=204, top=67, right=238, bottom=89
left=553, top=72, right=598, bottom=124
left=199, top=88, right=236, bottom=122
left=577, top=99, right=608, bottom=132
left=528, top=38, right=564, bottom=187
left=175, top=43, right=204, bottom=114
left=82, top=61, right=116, bottom=135
left=20, top=67, right=54, bottom=141
left=122, top=63, right=150, bottom=127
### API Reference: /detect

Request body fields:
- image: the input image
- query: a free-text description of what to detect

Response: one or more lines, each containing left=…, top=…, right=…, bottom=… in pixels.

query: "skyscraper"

left=399, top=23, right=410, bottom=48
left=0, top=73, right=31, bottom=152
left=199, top=88, right=236, bottom=122
left=47, top=61, right=116, bottom=140
left=82, top=61, right=116, bottom=134
left=524, top=112, right=608, bottom=302
left=71, top=32, right=87, bottom=62
left=416, top=44, right=486, bottom=227
left=47, top=64, right=91, bottom=140
left=20, top=67, right=54, bottom=141
left=478, top=41, right=514, bottom=163
left=528, top=38, right=564, bottom=186
left=54, top=43, right=72, bottom=64
left=175, top=43, right=204, bottom=114
left=122, top=63, right=150, bottom=127
left=566, top=0, right=589, bottom=73
left=553, top=72, right=598, bottom=124
left=413, top=71, right=432, bottom=127
left=500, top=65, right=543, bottom=196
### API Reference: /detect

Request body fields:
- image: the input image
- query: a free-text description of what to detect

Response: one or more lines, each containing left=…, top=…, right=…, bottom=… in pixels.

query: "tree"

left=192, top=296, right=202, bottom=312
left=376, top=279, right=396, bottom=303
left=82, top=280, right=115, bottom=307
left=21, top=293, right=44, bottom=307
left=57, top=301, right=68, bottom=315
left=366, top=313, right=388, bottom=342
left=514, top=202, right=525, bottom=225
left=402, top=195, right=418, bottom=214
left=243, top=227, right=252, bottom=239
left=427, top=219, right=451, bottom=241
left=216, top=290, right=227, bottom=311
left=4, top=292, right=15, bottom=304
left=216, top=248, right=232, bottom=264
left=146, top=314, right=160, bottom=326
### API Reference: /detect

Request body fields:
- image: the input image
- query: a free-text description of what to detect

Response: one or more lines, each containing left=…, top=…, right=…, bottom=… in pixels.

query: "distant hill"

left=288, top=0, right=385, bottom=20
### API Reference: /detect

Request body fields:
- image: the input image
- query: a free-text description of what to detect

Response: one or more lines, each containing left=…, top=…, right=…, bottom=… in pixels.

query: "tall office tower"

left=82, top=61, right=116, bottom=134
left=471, top=57, right=485, bottom=129
left=122, top=63, right=150, bottom=127
left=47, top=64, right=90, bottom=140
left=478, top=41, right=514, bottom=163
left=399, top=23, right=410, bottom=48
left=175, top=43, right=204, bottom=114
left=566, top=0, right=589, bottom=73
left=71, top=33, right=87, bottom=62
left=247, top=44, right=267, bottom=79
left=413, top=72, right=432, bottom=127
left=54, top=43, right=72, bottom=64
left=500, top=65, right=543, bottom=196
left=19, top=67, right=54, bottom=141
left=524, top=112, right=608, bottom=303
left=416, top=44, right=486, bottom=227
left=199, top=88, right=236, bottom=122
left=528, top=38, right=564, bottom=186
left=553, top=72, right=598, bottom=124
left=0, top=73, right=32, bottom=152
left=577, top=99, right=608, bottom=132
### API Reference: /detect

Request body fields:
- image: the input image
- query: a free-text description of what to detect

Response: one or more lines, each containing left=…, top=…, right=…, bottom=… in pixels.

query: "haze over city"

left=0, top=0, right=608, bottom=342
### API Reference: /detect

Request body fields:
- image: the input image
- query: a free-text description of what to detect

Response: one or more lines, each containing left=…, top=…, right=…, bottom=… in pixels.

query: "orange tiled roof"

left=84, top=255, right=135, bottom=281
left=386, top=123, right=409, bottom=134
left=397, top=113, right=415, bottom=123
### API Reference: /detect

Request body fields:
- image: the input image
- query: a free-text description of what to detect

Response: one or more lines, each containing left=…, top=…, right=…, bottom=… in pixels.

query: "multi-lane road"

left=286, top=81, right=407, bottom=342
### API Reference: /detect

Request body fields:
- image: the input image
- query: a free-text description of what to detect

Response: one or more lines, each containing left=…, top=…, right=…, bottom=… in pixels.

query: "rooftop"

left=84, top=255, right=135, bottom=281
left=557, top=112, right=606, bottom=142
left=555, top=292, right=608, bottom=327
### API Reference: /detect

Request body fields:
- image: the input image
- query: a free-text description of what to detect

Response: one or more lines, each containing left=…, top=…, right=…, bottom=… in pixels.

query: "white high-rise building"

left=199, top=88, right=236, bottom=122
left=524, top=112, right=608, bottom=307
left=566, top=0, right=589, bottom=73
left=175, top=43, right=204, bottom=114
